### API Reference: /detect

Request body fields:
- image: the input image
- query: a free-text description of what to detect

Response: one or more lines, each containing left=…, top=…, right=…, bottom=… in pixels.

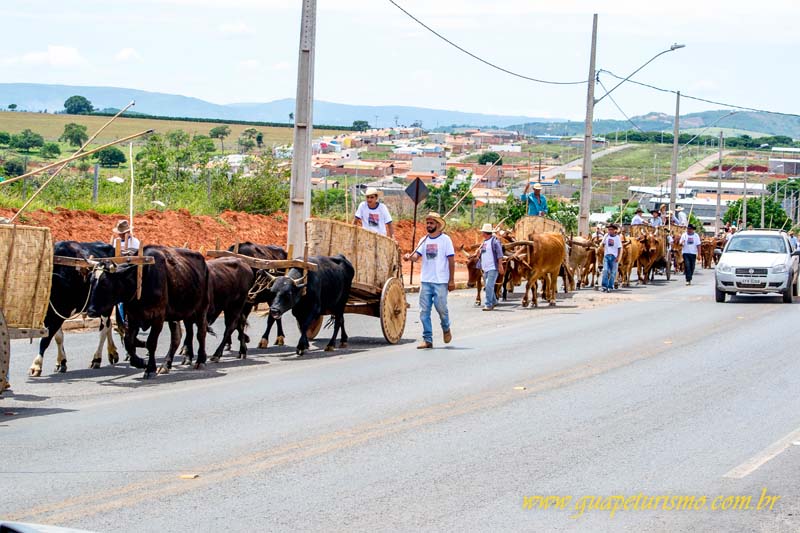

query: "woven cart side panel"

left=514, top=216, right=563, bottom=240
left=0, top=225, right=53, bottom=329
left=305, top=219, right=398, bottom=287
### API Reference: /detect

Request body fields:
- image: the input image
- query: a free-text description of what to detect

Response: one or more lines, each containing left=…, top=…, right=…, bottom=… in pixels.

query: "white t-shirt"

left=355, top=201, right=392, bottom=235
left=651, top=216, right=663, bottom=227
left=676, top=212, right=688, bottom=225
left=415, top=233, right=455, bottom=284
left=680, top=232, right=700, bottom=255
left=480, top=236, right=496, bottom=272
left=110, top=235, right=140, bottom=253
left=602, top=234, right=622, bottom=259
left=631, top=214, right=645, bottom=225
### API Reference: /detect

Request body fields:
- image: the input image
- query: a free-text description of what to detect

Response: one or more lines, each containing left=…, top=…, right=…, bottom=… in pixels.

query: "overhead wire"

left=387, top=0, right=586, bottom=86
left=596, top=77, right=646, bottom=133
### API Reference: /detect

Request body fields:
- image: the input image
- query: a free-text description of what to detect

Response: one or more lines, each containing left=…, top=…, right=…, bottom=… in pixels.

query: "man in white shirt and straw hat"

left=476, top=222, right=505, bottom=311
left=353, top=186, right=394, bottom=239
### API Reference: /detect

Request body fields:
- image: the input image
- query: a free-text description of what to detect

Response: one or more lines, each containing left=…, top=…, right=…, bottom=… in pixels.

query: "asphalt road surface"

left=2, top=269, right=800, bottom=532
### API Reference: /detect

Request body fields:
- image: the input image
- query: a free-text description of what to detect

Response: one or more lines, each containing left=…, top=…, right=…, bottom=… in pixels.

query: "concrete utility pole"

left=742, top=154, right=747, bottom=228
left=287, top=0, right=317, bottom=258
left=715, top=131, right=723, bottom=234
left=669, top=91, right=680, bottom=214
left=578, top=13, right=598, bottom=236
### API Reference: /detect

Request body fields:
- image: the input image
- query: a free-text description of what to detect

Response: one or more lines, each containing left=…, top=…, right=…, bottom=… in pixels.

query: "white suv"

left=715, top=230, right=800, bottom=303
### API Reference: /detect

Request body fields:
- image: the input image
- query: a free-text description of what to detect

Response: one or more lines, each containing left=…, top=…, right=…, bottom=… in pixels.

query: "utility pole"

left=669, top=91, right=680, bottom=214
left=742, top=154, right=747, bottom=228
left=287, top=0, right=316, bottom=258
left=715, top=131, right=723, bottom=234
left=761, top=176, right=766, bottom=228
left=578, top=13, right=598, bottom=236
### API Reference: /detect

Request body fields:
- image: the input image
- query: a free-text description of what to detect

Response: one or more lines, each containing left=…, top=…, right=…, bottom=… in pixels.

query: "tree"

left=241, top=128, right=259, bottom=140
left=7, top=104, right=17, bottom=111
left=59, top=123, right=89, bottom=147
left=289, top=112, right=294, bottom=121
left=238, top=136, right=256, bottom=153
left=423, top=175, right=472, bottom=215
left=63, top=95, right=94, bottom=115
left=209, top=125, right=231, bottom=153
left=165, top=129, right=190, bottom=149
left=40, top=142, right=62, bottom=159
left=95, top=146, right=127, bottom=167
left=10, top=129, right=45, bottom=152
left=2, top=159, right=25, bottom=178
left=724, top=197, right=789, bottom=230
left=191, top=135, right=216, bottom=156
left=256, top=131, right=264, bottom=148
left=352, top=120, right=370, bottom=132
left=0, top=131, right=10, bottom=146
left=478, top=151, right=502, bottom=166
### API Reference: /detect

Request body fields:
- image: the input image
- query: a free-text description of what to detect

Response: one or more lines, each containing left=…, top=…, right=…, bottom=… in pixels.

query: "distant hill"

left=0, top=83, right=562, bottom=128
left=509, top=110, right=800, bottom=139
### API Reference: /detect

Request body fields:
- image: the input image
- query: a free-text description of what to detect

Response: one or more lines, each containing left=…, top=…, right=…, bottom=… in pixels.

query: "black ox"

left=181, top=256, right=253, bottom=363
left=266, top=254, right=354, bottom=356
left=30, top=241, right=120, bottom=377
left=87, top=245, right=211, bottom=379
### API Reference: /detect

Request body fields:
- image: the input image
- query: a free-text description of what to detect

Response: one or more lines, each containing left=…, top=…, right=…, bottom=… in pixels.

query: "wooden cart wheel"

left=306, top=315, right=324, bottom=340
left=380, top=277, right=407, bottom=344
left=0, top=309, right=11, bottom=395
left=666, top=250, right=672, bottom=281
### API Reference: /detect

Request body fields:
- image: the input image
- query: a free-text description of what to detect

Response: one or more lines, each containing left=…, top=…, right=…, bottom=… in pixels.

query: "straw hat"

left=364, top=187, right=381, bottom=197
left=480, top=223, right=495, bottom=233
left=113, top=219, right=131, bottom=234
left=675, top=206, right=684, bottom=212
left=532, top=183, right=543, bottom=190
left=425, top=212, right=446, bottom=231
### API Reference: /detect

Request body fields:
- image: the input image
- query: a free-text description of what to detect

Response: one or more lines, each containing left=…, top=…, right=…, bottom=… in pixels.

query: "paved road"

left=677, top=150, right=735, bottom=182
left=540, top=143, right=634, bottom=179
left=2, top=271, right=800, bottom=532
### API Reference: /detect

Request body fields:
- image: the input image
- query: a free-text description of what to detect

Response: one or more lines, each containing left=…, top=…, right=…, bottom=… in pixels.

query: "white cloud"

left=115, top=47, right=142, bottom=62
left=220, top=22, right=255, bottom=36
left=272, top=61, right=290, bottom=71
left=239, top=59, right=261, bottom=70
left=1, top=45, right=88, bottom=68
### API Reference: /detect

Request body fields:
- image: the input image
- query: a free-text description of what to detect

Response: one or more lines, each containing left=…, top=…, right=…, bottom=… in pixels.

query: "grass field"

left=0, top=111, right=342, bottom=146
left=682, top=127, right=770, bottom=139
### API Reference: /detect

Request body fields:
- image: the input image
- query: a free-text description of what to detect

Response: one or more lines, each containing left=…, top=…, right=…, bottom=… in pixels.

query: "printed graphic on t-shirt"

left=425, top=243, right=438, bottom=259
left=368, top=213, right=380, bottom=227
left=481, top=242, right=488, bottom=253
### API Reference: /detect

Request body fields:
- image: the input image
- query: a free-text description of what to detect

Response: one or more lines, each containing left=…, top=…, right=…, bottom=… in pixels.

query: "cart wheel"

left=380, top=277, right=407, bottom=344
left=306, top=315, right=324, bottom=340
left=0, top=309, right=10, bottom=395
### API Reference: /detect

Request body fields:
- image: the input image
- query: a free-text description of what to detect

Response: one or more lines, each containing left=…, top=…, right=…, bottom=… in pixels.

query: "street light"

left=578, top=21, right=686, bottom=234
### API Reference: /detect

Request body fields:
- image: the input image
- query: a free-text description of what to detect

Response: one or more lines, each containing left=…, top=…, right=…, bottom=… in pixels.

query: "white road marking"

left=724, top=426, right=800, bottom=479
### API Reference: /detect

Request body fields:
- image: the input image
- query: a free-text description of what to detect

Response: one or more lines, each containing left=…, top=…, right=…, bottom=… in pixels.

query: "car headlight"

left=773, top=264, right=788, bottom=274
left=717, top=263, right=732, bottom=274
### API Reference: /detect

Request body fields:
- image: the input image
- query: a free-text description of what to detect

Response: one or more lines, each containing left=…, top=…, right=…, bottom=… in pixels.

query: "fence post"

left=92, top=163, right=99, bottom=204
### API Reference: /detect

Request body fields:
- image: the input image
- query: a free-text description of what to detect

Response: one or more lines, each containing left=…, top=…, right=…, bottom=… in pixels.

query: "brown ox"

left=505, top=232, right=566, bottom=308
left=462, top=244, right=507, bottom=306
left=700, top=238, right=715, bottom=269
left=618, top=235, right=643, bottom=287
left=636, top=232, right=665, bottom=284
left=567, top=236, right=594, bottom=289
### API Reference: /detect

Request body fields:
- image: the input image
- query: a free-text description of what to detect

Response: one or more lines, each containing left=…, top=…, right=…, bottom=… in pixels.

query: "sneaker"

left=685, top=281, right=690, bottom=286
left=482, top=305, right=494, bottom=311
left=602, top=287, right=608, bottom=293
left=417, top=341, right=433, bottom=349
left=443, top=329, right=452, bottom=344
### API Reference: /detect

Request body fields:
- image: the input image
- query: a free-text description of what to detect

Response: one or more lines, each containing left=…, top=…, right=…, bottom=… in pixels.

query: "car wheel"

left=783, top=276, right=793, bottom=303
left=715, top=287, right=726, bottom=303
left=793, top=273, right=798, bottom=297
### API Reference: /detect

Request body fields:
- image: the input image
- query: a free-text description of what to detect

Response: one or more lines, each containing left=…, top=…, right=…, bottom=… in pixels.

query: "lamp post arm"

left=595, top=46, right=681, bottom=105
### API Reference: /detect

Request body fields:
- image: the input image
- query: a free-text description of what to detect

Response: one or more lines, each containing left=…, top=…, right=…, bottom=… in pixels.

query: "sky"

left=1, top=0, right=798, bottom=122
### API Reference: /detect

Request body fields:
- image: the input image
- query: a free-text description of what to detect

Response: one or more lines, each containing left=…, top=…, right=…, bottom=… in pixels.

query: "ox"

left=506, top=232, right=566, bottom=308
left=181, top=257, right=254, bottom=364
left=29, top=241, right=121, bottom=377
left=230, top=242, right=288, bottom=348
left=700, top=238, right=715, bottom=269
left=265, top=255, right=354, bottom=356
left=87, top=246, right=211, bottom=379
left=636, top=232, right=665, bottom=284
left=461, top=244, right=507, bottom=307
left=567, top=236, right=594, bottom=289
left=618, top=235, right=644, bottom=287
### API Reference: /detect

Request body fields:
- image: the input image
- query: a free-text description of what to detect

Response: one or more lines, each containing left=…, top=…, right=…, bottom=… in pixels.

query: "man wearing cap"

left=679, top=224, right=700, bottom=285
left=110, top=219, right=140, bottom=255
left=672, top=206, right=688, bottom=226
left=600, top=223, right=622, bottom=292
left=403, top=212, right=454, bottom=349
left=650, top=209, right=663, bottom=228
left=631, top=208, right=645, bottom=226
left=353, top=187, right=394, bottom=238
left=520, top=182, right=548, bottom=216
left=476, top=223, right=505, bottom=311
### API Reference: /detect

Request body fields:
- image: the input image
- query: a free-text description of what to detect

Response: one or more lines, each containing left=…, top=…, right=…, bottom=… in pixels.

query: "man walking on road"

left=476, top=223, right=505, bottom=311
left=601, top=224, right=622, bottom=292
left=680, top=224, right=700, bottom=285
left=404, top=213, right=455, bottom=349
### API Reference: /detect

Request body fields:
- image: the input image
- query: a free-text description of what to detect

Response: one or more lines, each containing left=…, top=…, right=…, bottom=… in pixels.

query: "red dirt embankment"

left=0, top=208, right=483, bottom=269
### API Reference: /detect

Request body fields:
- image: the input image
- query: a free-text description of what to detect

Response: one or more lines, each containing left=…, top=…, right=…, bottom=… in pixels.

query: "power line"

left=596, top=77, right=645, bottom=133
left=387, top=0, right=586, bottom=86
left=597, top=69, right=800, bottom=119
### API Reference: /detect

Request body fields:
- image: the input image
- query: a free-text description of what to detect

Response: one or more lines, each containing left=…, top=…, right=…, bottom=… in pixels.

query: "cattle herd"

left=27, top=225, right=720, bottom=381
left=462, top=224, right=722, bottom=308
left=29, top=240, right=354, bottom=380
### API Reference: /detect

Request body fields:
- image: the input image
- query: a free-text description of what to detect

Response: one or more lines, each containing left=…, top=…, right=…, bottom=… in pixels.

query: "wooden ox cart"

left=513, top=215, right=564, bottom=240
left=623, top=224, right=673, bottom=281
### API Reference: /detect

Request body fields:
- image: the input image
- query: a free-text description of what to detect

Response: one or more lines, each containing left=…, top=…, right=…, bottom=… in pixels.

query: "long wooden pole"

left=444, top=155, right=503, bottom=219
left=0, top=129, right=153, bottom=187
left=129, top=142, right=135, bottom=228
left=9, top=102, right=136, bottom=222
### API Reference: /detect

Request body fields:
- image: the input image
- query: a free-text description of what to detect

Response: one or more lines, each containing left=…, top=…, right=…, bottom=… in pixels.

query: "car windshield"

left=726, top=235, right=787, bottom=254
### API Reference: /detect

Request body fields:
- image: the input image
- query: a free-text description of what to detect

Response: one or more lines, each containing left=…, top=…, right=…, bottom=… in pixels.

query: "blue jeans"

left=602, top=255, right=618, bottom=290
left=483, top=269, right=498, bottom=308
left=419, top=282, right=450, bottom=343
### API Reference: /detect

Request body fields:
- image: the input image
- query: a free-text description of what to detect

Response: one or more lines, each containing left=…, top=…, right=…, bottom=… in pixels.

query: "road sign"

left=405, top=178, right=429, bottom=205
